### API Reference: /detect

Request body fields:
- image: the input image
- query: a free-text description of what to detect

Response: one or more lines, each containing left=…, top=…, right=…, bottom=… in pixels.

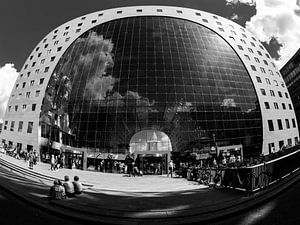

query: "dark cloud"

left=261, top=36, right=283, bottom=60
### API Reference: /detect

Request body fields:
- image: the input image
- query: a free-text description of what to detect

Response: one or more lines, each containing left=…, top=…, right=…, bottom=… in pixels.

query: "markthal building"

left=1, top=6, right=298, bottom=173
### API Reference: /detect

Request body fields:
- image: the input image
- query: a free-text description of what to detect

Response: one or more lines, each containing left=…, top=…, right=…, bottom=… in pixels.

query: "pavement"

left=0, top=153, right=299, bottom=225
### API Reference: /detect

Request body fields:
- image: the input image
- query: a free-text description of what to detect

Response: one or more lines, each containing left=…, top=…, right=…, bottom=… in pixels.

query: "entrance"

left=129, top=130, right=172, bottom=175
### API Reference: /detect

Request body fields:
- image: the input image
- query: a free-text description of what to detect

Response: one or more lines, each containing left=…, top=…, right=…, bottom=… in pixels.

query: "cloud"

left=242, top=0, right=300, bottom=68
left=0, top=64, right=19, bottom=123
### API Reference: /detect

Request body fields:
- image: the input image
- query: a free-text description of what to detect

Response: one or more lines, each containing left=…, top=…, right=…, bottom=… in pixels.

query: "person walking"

left=50, top=154, right=55, bottom=171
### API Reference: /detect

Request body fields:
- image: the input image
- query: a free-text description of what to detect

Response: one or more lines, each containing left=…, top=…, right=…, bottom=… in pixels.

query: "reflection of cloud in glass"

left=221, top=98, right=237, bottom=107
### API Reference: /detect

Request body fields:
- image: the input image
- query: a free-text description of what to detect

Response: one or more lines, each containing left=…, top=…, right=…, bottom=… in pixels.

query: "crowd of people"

left=49, top=175, right=83, bottom=200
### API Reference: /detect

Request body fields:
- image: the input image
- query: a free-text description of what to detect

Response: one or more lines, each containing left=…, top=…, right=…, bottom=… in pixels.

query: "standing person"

left=72, top=176, right=83, bottom=195
left=63, top=175, right=75, bottom=198
left=50, top=154, right=55, bottom=171
left=168, top=160, right=174, bottom=178
left=28, top=151, right=34, bottom=169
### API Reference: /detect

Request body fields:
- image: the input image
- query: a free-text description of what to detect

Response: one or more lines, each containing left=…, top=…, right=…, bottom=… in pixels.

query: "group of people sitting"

left=49, top=175, right=83, bottom=200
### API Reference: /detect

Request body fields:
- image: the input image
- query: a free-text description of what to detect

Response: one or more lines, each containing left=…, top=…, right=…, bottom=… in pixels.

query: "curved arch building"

left=1, top=6, right=298, bottom=169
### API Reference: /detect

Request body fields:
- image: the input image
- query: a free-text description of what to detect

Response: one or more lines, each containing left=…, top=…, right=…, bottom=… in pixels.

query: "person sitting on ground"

left=72, top=176, right=83, bottom=194
left=49, top=179, right=66, bottom=200
left=63, top=175, right=75, bottom=198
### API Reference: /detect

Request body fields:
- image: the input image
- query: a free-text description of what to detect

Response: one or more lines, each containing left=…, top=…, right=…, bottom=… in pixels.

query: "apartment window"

left=257, top=51, right=262, bottom=56
left=277, top=119, right=283, bottom=130
left=281, top=83, right=285, bottom=87
left=260, top=67, right=266, bottom=73
left=98, top=13, right=103, bottom=16
left=35, top=69, right=39, bottom=74
left=27, top=122, right=33, bottom=133
left=50, top=56, right=55, bottom=62
left=261, top=89, right=266, bottom=95
left=264, top=102, right=270, bottom=109
left=279, top=140, right=284, bottom=149
left=240, top=39, right=246, bottom=44
left=270, top=90, right=275, bottom=96
left=213, top=15, right=218, bottom=19
left=274, top=102, right=279, bottom=109
left=43, top=38, right=47, bottom=43
left=195, top=12, right=201, bottom=16
left=274, top=80, right=278, bottom=86
left=282, top=103, right=286, bottom=110
left=248, top=48, right=253, bottom=53
left=63, top=32, right=68, bottom=36
left=76, top=29, right=81, bottom=33
left=22, top=104, right=27, bottom=111
left=18, top=121, right=23, bottom=132
left=4, top=121, right=8, bottom=130
left=24, top=64, right=28, bottom=69
left=250, top=65, right=256, bottom=71
left=242, top=33, right=247, bottom=38
left=278, top=91, right=282, bottom=98
left=35, top=90, right=40, bottom=97
left=81, top=16, right=86, bottom=20
left=116, top=11, right=122, bottom=14
left=218, top=27, right=224, bottom=32
left=8, top=106, right=11, bottom=112
left=44, top=44, right=48, bottom=48
left=14, top=105, right=18, bottom=112
left=136, top=9, right=142, bottom=12
left=53, top=35, right=57, bottom=39
left=289, top=104, right=292, bottom=110
left=238, top=45, right=243, bottom=50
left=54, top=29, right=58, bottom=34
left=26, top=92, right=30, bottom=98
left=44, top=67, right=49, bottom=72
left=271, top=62, right=276, bottom=67
left=54, top=40, right=59, bottom=45
left=91, top=20, right=97, bottom=23
left=35, top=47, right=39, bottom=51
left=176, top=10, right=183, bottom=14
left=41, top=59, right=45, bottom=64
left=157, top=9, right=163, bottom=12
left=286, top=119, right=290, bottom=129
left=202, top=19, right=208, bottom=23
left=229, top=36, right=235, bottom=41
left=263, top=60, right=268, bottom=65
left=295, top=137, right=299, bottom=144
left=38, top=53, right=41, bottom=57
left=31, top=62, right=36, bottom=67
left=65, top=26, right=70, bottom=30
left=27, top=72, right=31, bottom=77
left=285, top=93, right=289, bottom=98
left=30, top=80, right=34, bottom=86
left=256, top=76, right=262, bottom=83
left=32, top=104, right=36, bottom=111
left=254, top=57, right=260, bottom=63
left=292, top=119, right=296, bottom=128
left=231, top=30, right=236, bottom=35
left=20, top=74, right=23, bottom=77
left=22, top=82, right=26, bottom=88
left=266, top=54, right=270, bottom=58
left=65, top=37, right=70, bottom=42
left=47, top=49, right=51, bottom=54
left=244, top=54, right=250, bottom=60
left=40, top=78, right=45, bottom=85
left=287, top=138, right=292, bottom=146
left=57, top=47, right=62, bottom=52
left=10, top=121, right=15, bottom=131
left=269, top=69, right=274, bottom=75
left=268, top=143, right=275, bottom=154
left=15, top=83, right=19, bottom=89
left=250, top=42, right=255, bottom=47
left=265, top=78, right=271, bottom=85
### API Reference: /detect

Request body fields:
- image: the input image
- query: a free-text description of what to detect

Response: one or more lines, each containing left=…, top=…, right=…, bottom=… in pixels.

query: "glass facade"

left=41, top=17, right=262, bottom=157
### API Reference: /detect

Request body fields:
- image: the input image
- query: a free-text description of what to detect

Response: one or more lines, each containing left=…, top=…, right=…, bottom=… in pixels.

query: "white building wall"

left=0, top=5, right=298, bottom=155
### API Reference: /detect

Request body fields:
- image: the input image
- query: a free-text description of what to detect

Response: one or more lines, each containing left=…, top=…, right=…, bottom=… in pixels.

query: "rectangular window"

left=18, top=121, right=23, bottom=132
left=256, top=76, right=262, bottom=83
left=257, top=51, right=262, bottom=56
left=30, top=80, right=34, bottom=86
left=282, top=103, right=286, bottom=110
left=279, top=140, right=284, bottom=149
left=26, top=92, right=30, bottom=98
left=270, top=90, right=275, bottom=96
left=10, top=121, right=15, bottom=131
left=32, top=104, right=36, bottom=111
left=285, top=92, right=289, bottom=98
left=40, top=78, right=45, bottom=85
left=264, top=102, right=270, bottom=109
left=292, top=118, right=296, bottom=128
left=41, top=59, right=45, bottom=64
left=238, top=45, right=243, bottom=50
left=176, top=10, right=183, bottom=14
left=22, top=82, right=26, bottom=88
left=248, top=48, right=253, bottom=53
left=274, top=80, right=278, bottom=86
left=263, top=60, right=268, bottom=65
left=22, top=104, right=26, bottom=111
left=254, top=57, right=260, bottom=63
left=295, top=137, right=299, bottom=144
left=92, top=20, right=97, bottom=23
left=268, top=142, right=275, bottom=154
left=65, top=37, right=70, bottom=42
left=27, top=122, right=33, bottom=133
left=287, top=138, right=292, bottom=146
left=260, top=67, right=266, bottom=73
left=244, top=54, right=250, bottom=60
left=277, top=119, right=283, bottom=130
left=261, top=89, right=266, bottom=95
left=57, top=47, right=62, bottom=52
left=285, top=119, right=290, bottom=129
left=14, top=105, right=18, bottom=112
left=274, top=102, right=279, bottom=109
left=268, top=120, right=274, bottom=131
left=251, top=65, right=256, bottom=71
left=8, top=106, right=11, bottom=112
left=136, top=9, right=142, bottom=12
left=44, top=67, right=49, bottom=72
left=4, top=121, right=8, bottom=130
left=278, top=91, right=282, bottom=97
left=289, top=104, right=292, bottom=110
left=50, top=56, right=55, bottom=62
left=35, top=90, right=40, bottom=97
left=76, top=28, right=81, bottom=33
left=265, top=78, right=271, bottom=85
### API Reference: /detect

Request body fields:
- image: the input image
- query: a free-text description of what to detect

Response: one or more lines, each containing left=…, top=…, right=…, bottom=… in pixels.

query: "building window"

left=43, top=38, right=47, bottom=43
left=53, top=35, right=57, bottom=39
left=22, top=82, right=26, bottom=88
left=265, top=78, right=271, bottom=85
left=285, top=92, right=289, bottom=98
left=57, top=47, right=62, bottom=52
left=251, top=65, right=256, bottom=71
left=277, top=119, right=283, bottom=130
left=54, top=40, right=59, bottom=45
left=177, top=10, right=183, bottom=13
left=274, top=80, right=278, bottom=86
left=44, top=67, right=49, bottom=72
left=26, top=92, right=30, bottom=98
left=257, top=51, right=262, bottom=56
left=270, top=90, right=275, bottom=97
left=14, top=105, right=18, bottom=112
left=274, top=102, right=279, bottom=109
left=10, top=121, right=15, bottom=131
left=22, top=104, right=26, bottom=111
left=260, top=67, right=266, bottom=73
left=244, top=54, right=250, bottom=60
left=279, top=140, right=284, bottom=149
left=18, top=121, right=23, bottom=132
left=35, top=69, right=39, bottom=74
left=248, top=48, right=253, bottom=53
left=50, top=56, right=55, bottom=62
left=15, top=84, right=19, bottom=89
left=116, top=11, right=122, bottom=14
left=4, top=121, right=8, bottom=130
left=238, top=45, right=243, bottom=50
left=292, top=118, right=296, bottom=128
left=27, top=72, right=31, bottom=77
left=47, top=50, right=51, bottom=54
left=76, top=29, right=81, bottom=33
left=44, top=44, right=48, bottom=48
left=266, top=54, right=270, bottom=58
left=263, top=60, right=268, bottom=65
left=8, top=106, right=11, bottom=112
left=288, top=104, right=292, bottom=110
left=195, top=12, right=201, bottom=16
left=264, top=102, right=270, bottom=109
left=202, top=19, right=208, bottom=23
left=261, top=88, right=266, bottom=95
left=218, top=27, right=224, bottom=32
left=256, top=76, right=262, bottom=83
left=240, top=39, right=246, bottom=44
left=40, top=78, right=45, bottom=85
left=268, top=120, right=274, bottom=131
left=287, top=138, right=292, bottom=146
left=27, top=122, right=33, bottom=133
left=35, top=90, right=40, bottom=97
left=136, top=9, right=142, bottom=12
left=92, top=20, right=97, bottom=23
left=231, top=30, right=236, bottom=35
left=268, top=142, right=275, bottom=154
left=24, top=64, right=28, bottom=69
left=98, top=13, right=103, bottom=16
left=63, top=32, right=68, bottom=36
left=278, top=91, right=282, bottom=98
left=41, top=59, right=45, bottom=64
left=285, top=119, right=290, bottom=129
left=32, top=104, right=36, bottom=111
left=254, top=57, right=260, bottom=63
left=65, top=26, right=70, bottom=30
left=65, top=37, right=70, bottom=42
left=282, top=103, right=286, bottom=110
left=295, top=137, right=299, bottom=144
left=32, top=62, right=36, bottom=67
left=30, top=80, right=34, bottom=86
left=250, top=42, right=255, bottom=47
left=78, top=22, right=83, bottom=26
left=81, top=17, right=86, bottom=20
left=269, top=69, right=274, bottom=75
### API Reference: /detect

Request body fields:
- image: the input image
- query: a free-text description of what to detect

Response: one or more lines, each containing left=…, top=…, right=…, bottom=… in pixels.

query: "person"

left=168, top=160, right=174, bottom=177
left=63, top=175, right=75, bottom=198
left=50, top=154, right=55, bottom=171
left=49, top=179, right=66, bottom=200
left=72, top=176, right=83, bottom=194
left=28, top=151, right=34, bottom=169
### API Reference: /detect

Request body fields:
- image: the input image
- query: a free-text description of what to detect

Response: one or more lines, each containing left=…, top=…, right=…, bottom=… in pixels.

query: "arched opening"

left=129, top=130, right=172, bottom=175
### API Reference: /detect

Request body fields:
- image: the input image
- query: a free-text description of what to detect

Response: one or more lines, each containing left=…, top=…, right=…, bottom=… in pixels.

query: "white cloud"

left=0, top=64, right=19, bottom=123
left=230, top=0, right=300, bottom=68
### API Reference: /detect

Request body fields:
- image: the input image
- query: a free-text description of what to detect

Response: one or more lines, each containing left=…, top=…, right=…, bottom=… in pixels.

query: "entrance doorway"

left=129, top=130, right=172, bottom=175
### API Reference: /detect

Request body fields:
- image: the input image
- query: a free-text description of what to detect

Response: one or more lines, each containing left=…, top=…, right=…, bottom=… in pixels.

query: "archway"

left=129, top=130, right=172, bottom=175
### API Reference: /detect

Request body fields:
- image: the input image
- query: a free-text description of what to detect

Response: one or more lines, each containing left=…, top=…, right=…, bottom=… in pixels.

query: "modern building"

left=0, top=6, right=298, bottom=172
left=281, top=48, right=300, bottom=135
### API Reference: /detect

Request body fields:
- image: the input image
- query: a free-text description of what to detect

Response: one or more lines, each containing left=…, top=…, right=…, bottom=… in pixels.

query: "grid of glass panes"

left=41, top=17, right=262, bottom=157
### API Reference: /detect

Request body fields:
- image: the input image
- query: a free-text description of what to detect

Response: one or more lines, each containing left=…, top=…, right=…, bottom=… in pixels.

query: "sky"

left=0, top=0, right=300, bottom=123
